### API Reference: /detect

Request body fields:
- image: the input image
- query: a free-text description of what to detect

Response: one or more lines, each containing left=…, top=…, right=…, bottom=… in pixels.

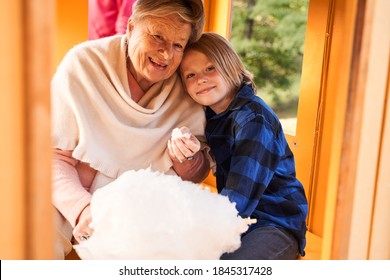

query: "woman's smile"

left=149, top=57, right=168, bottom=71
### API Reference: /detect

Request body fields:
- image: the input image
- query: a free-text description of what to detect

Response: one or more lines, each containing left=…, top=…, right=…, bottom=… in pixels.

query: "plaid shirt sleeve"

left=219, top=111, right=286, bottom=218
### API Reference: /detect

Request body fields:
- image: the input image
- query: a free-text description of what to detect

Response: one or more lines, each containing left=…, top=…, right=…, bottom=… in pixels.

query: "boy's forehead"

left=181, top=50, right=207, bottom=71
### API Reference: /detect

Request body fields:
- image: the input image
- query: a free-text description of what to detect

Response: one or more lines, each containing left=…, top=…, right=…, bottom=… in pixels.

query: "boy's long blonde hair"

left=183, top=32, right=256, bottom=92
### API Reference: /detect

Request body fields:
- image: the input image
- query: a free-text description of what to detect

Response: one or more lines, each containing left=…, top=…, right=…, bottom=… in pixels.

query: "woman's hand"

left=73, top=205, right=94, bottom=243
left=168, top=127, right=201, bottom=163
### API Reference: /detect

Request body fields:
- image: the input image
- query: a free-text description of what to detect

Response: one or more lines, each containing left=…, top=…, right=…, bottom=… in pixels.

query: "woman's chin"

left=147, top=71, right=174, bottom=83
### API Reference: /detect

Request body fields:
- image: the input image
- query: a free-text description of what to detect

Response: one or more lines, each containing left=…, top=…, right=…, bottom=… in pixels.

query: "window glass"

left=231, top=0, right=309, bottom=134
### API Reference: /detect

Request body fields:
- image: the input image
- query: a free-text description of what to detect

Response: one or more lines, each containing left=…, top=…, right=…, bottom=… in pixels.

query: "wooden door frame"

left=0, top=0, right=55, bottom=259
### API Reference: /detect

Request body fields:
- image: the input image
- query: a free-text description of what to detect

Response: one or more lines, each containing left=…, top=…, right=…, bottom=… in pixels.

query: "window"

left=230, top=0, right=309, bottom=135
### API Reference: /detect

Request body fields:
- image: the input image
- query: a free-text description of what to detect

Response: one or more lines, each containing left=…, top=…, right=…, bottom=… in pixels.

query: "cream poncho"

left=51, top=35, right=207, bottom=182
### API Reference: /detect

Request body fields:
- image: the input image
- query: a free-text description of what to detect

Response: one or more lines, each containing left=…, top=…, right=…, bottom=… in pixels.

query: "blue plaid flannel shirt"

left=205, top=85, right=308, bottom=256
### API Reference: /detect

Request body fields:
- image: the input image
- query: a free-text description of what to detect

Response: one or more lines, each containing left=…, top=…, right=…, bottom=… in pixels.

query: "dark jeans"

left=220, top=226, right=298, bottom=260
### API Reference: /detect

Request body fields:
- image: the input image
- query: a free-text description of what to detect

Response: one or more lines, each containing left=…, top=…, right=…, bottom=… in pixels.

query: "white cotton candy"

left=73, top=168, right=255, bottom=260
left=171, top=127, right=191, bottom=139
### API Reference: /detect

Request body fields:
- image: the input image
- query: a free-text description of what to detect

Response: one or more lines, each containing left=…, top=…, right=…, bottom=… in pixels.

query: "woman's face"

left=127, top=15, right=192, bottom=91
left=180, top=50, right=234, bottom=114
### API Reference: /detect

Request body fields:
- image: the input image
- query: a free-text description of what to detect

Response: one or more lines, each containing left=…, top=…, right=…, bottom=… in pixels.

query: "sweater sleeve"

left=171, top=147, right=211, bottom=183
left=52, top=149, right=93, bottom=227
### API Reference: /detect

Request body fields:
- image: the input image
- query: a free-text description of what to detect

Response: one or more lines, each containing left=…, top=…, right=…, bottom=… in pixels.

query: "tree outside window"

left=231, top=0, right=309, bottom=134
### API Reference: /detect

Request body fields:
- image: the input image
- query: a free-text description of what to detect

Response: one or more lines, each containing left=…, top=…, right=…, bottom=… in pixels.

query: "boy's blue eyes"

left=185, top=66, right=215, bottom=79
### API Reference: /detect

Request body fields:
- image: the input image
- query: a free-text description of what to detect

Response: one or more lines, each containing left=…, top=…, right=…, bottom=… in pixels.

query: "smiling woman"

left=51, top=0, right=210, bottom=260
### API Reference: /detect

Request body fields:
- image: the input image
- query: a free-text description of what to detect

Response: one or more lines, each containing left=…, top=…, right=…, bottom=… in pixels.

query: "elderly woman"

left=51, top=0, right=208, bottom=259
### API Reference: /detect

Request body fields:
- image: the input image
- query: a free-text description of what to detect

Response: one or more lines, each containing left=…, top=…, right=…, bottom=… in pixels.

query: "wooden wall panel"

left=55, top=0, right=88, bottom=65
left=0, top=0, right=55, bottom=259
left=345, top=0, right=390, bottom=259
left=291, top=0, right=332, bottom=234
left=369, top=66, right=390, bottom=259
left=24, top=0, right=55, bottom=259
left=328, top=0, right=390, bottom=259
left=316, top=0, right=358, bottom=259
left=0, top=0, right=26, bottom=259
left=204, top=0, right=232, bottom=37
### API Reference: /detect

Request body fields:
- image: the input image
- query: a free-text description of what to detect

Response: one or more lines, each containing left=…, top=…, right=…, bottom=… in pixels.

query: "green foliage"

left=231, top=0, right=309, bottom=115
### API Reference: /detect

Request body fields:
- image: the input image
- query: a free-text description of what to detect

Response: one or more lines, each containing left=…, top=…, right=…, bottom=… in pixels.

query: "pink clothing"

left=52, top=149, right=96, bottom=227
left=88, top=0, right=136, bottom=40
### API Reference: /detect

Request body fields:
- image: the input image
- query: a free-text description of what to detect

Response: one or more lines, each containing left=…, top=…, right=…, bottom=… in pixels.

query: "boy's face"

left=180, top=50, right=234, bottom=114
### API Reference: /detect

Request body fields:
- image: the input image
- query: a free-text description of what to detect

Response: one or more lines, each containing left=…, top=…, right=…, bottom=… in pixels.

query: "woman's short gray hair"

left=130, top=0, right=205, bottom=44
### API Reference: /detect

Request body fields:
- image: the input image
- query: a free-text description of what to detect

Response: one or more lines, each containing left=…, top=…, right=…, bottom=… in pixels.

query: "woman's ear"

left=127, top=19, right=134, bottom=33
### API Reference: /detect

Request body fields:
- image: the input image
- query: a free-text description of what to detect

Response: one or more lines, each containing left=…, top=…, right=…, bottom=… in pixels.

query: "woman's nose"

left=160, top=44, right=173, bottom=59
